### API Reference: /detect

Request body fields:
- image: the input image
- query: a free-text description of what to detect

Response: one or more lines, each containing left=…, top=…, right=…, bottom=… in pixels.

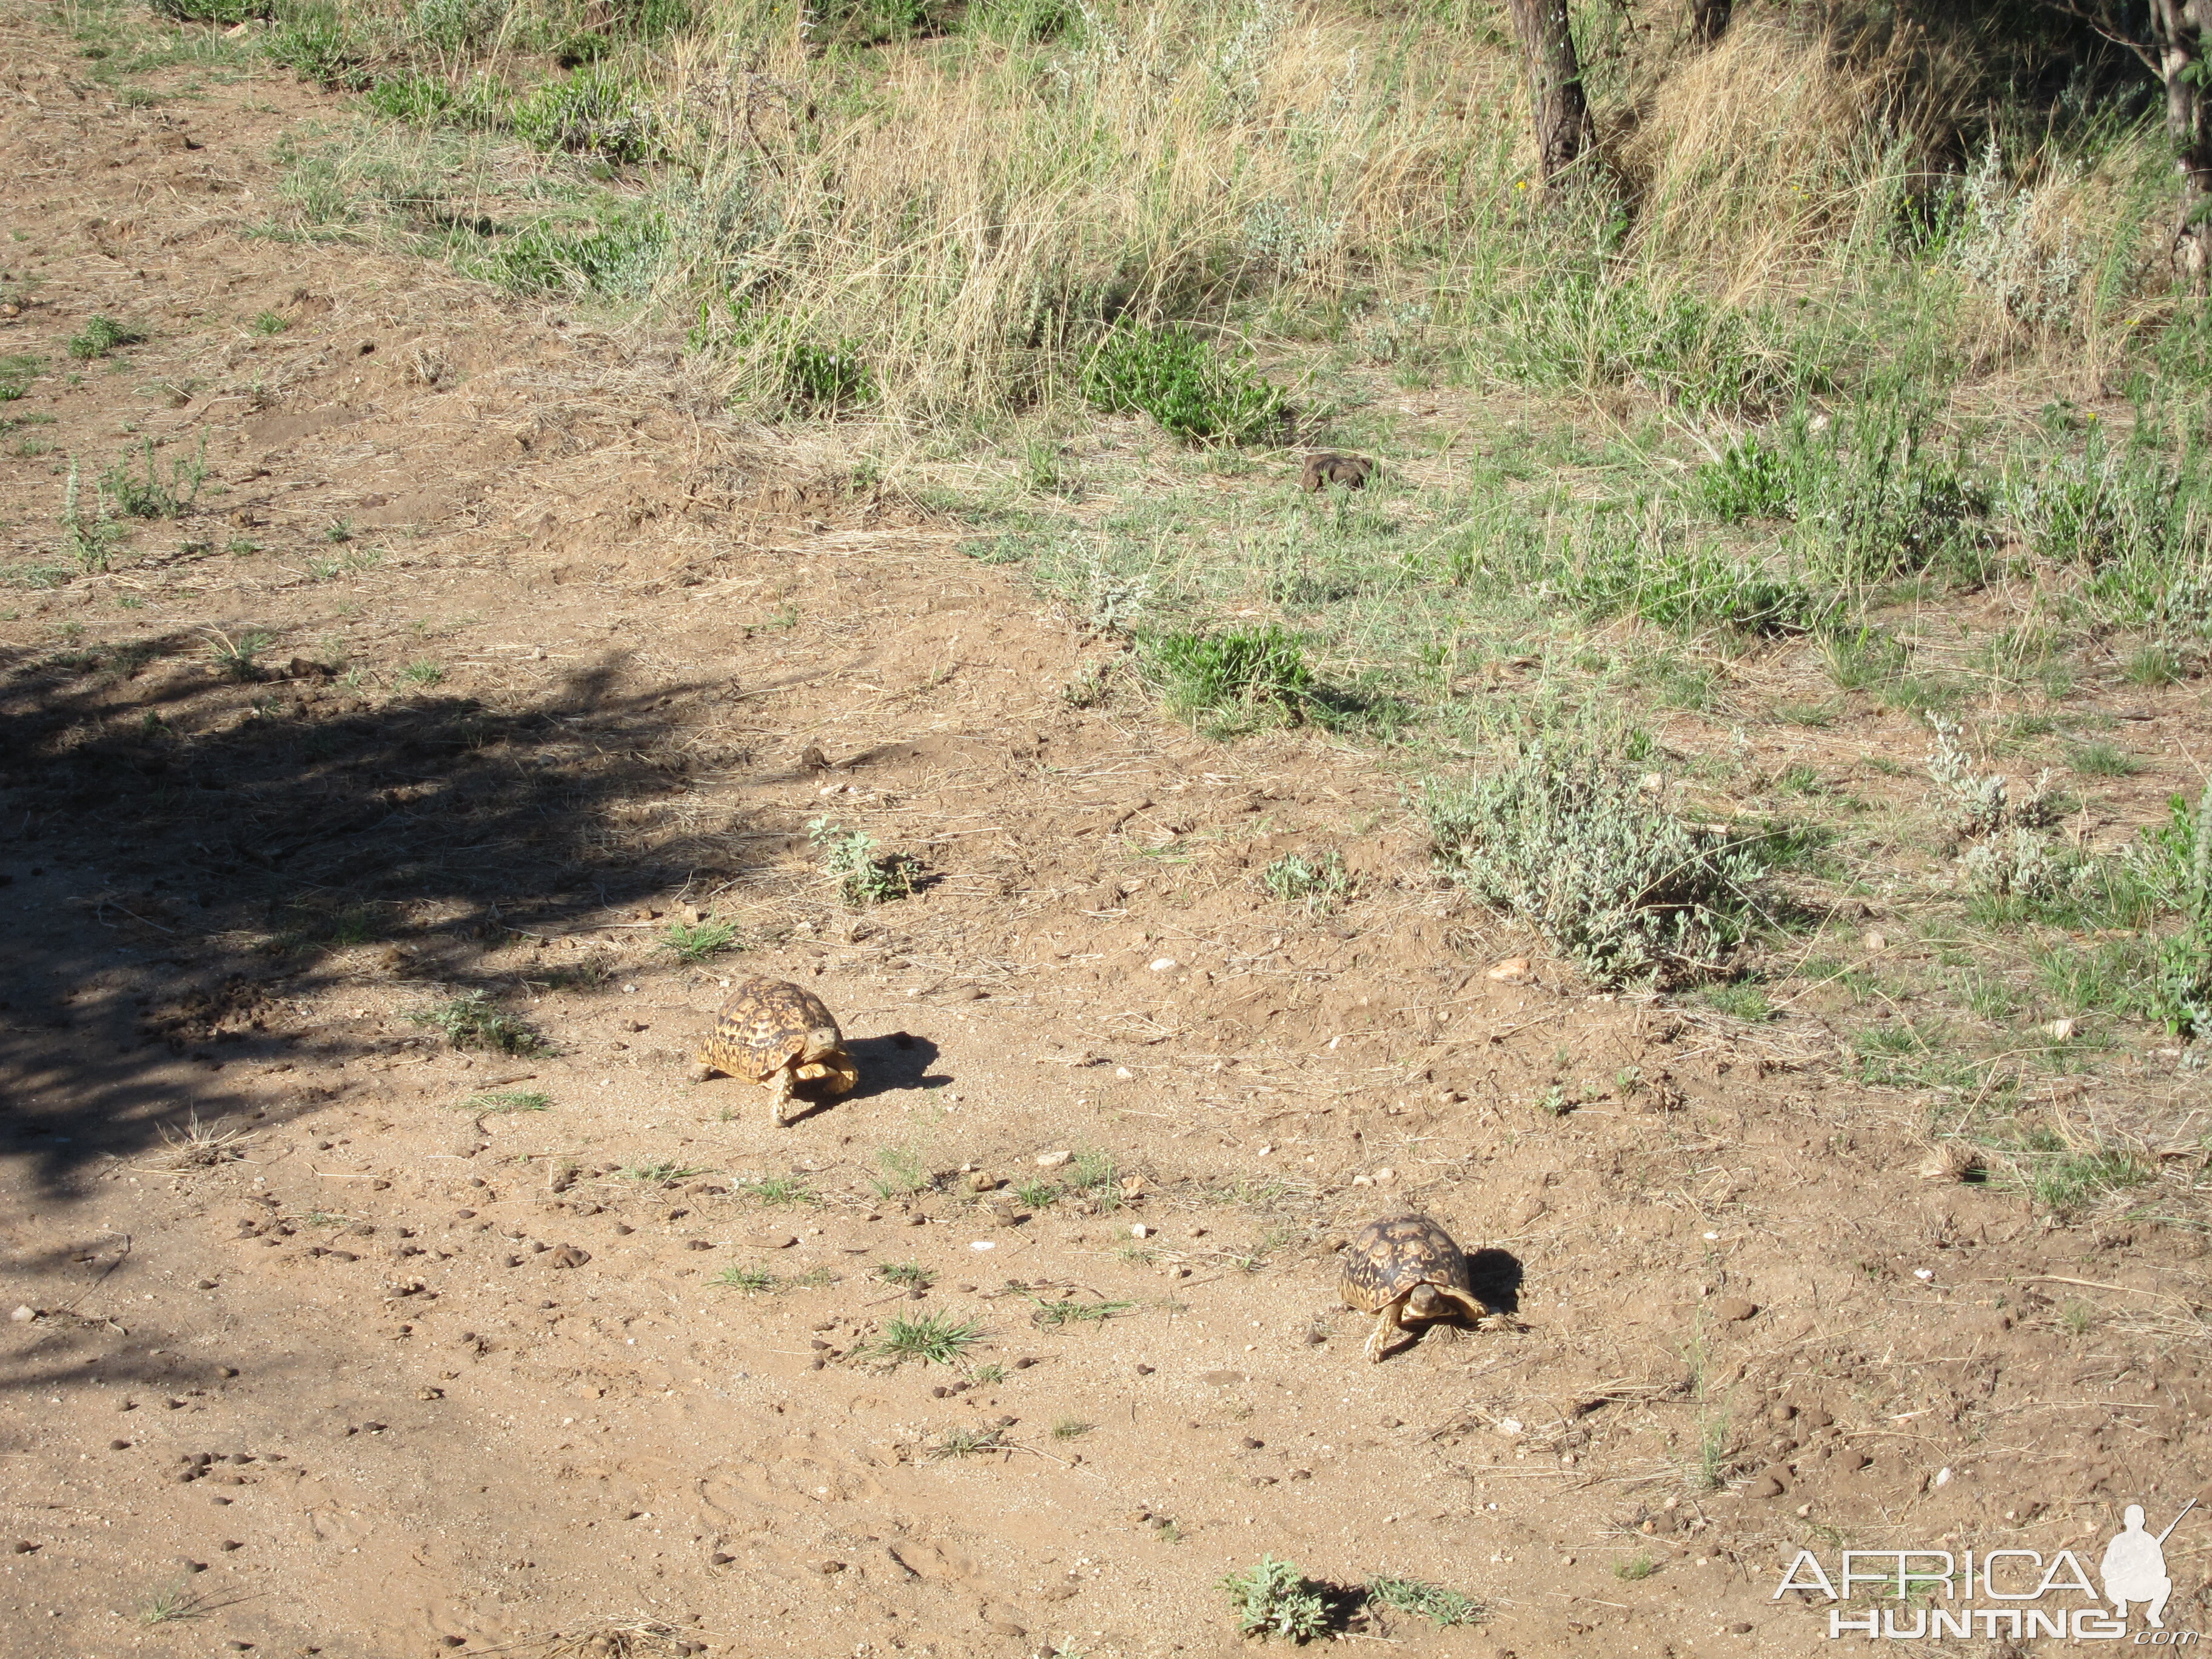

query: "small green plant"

left=2025, top=1146, right=2151, bottom=1213
left=868, top=1144, right=932, bottom=1198
left=1083, top=321, right=1287, bottom=445
left=783, top=338, right=874, bottom=414
left=458, top=1089, right=550, bottom=1113
left=202, top=626, right=272, bottom=681
left=509, top=67, right=659, bottom=162
left=1051, top=1418, right=1095, bottom=1440
left=411, top=990, right=549, bottom=1056
left=2060, top=1298, right=2095, bottom=1336
left=927, top=1426, right=1009, bottom=1459
left=622, top=1160, right=707, bottom=1182
left=743, top=1175, right=816, bottom=1205
left=264, top=14, right=367, bottom=87
left=877, top=1311, right=984, bottom=1366
left=1614, top=1553, right=1660, bottom=1582
left=1028, top=1295, right=1135, bottom=1327
left=1700, top=982, right=1772, bottom=1021
left=808, top=818, right=919, bottom=904
left=875, top=1262, right=934, bottom=1290
left=400, top=659, right=446, bottom=686
left=0, top=353, right=41, bottom=400
left=1695, top=1412, right=1731, bottom=1490
left=61, top=455, right=127, bottom=572
left=2067, top=741, right=2142, bottom=778
left=1219, top=1557, right=1328, bottom=1643
left=69, top=314, right=146, bottom=361
left=323, top=517, right=355, bottom=543
left=661, top=917, right=739, bottom=962
left=2125, top=645, right=2185, bottom=686
left=1139, top=623, right=1315, bottom=729
left=1013, top=1177, right=1061, bottom=1208
left=714, top=1263, right=776, bottom=1292
left=2151, top=782, right=2212, bottom=1036
left=106, top=433, right=211, bottom=519
left=1259, top=849, right=1352, bottom=914
left=1425, top=716, right=1766, bottom=988
left=1365, top=1576, right=1481, bottom=1628
left=136, top=1577, right=206, bottom=1626
left=1537, top=1082, right=1572, bottom=1116
left=250, top=310, right=290, bottom=335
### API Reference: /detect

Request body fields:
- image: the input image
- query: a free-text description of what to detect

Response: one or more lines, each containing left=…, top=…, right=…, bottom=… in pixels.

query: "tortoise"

left=696, top=977, right=859, bottom=1125
left=1300, top=451, right=1374, bottom=493
left=1338, top=1214, right=1493, bottom=1362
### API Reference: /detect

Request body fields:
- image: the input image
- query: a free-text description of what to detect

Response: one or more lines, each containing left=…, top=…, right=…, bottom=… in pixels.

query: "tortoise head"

left=1404, top=1282, right=1483, bottom=1323
left=793, top=1039, right=859, bottom=1098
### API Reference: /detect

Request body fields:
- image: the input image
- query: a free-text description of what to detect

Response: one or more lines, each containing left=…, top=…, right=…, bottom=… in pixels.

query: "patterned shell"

left=1338, top=1215, right=1476, bottom=1312
left=699, top=977, right=844, bottom=1082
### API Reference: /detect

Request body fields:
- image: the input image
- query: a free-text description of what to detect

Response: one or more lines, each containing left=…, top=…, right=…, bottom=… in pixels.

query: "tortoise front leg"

left=767, top=1067, right=795, bottom=1127
left=1362, top=1295, right=1408, bottom=1363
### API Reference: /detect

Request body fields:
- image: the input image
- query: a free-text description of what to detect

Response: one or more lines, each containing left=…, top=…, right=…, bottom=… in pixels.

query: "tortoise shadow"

left=1467, top=1247, right=1523, bottom=1316
left=843, top=1031, right=947, bottom=1102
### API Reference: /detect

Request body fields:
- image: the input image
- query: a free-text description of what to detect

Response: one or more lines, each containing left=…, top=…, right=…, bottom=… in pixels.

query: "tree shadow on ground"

left=0, top=633, right=782, bottom=1197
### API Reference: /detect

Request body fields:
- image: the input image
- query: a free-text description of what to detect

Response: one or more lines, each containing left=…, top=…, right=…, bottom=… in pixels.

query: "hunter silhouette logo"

left=1772, top=1496, right=2201, bottom=1641
left=2102, top=1500, right=2195, bottom=1631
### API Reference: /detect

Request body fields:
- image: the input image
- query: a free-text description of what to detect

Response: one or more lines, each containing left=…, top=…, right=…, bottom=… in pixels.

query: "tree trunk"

left=2150, top=0, right=2212, bottom=288
left=1505, top=0, right=1594, bottom=190
left=1688, top=0, right=1731, bottom=47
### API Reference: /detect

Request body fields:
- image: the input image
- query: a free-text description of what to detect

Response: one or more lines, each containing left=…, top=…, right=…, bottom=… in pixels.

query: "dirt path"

left=4, top=11, right=2212, bottom=1658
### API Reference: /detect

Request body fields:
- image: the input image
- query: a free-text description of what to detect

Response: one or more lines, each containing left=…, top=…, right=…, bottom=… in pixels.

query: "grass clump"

left=661, top=917, right=740, bottom=962
left=927, top=1426, right=1010, bottom=1459
left=458, top=1089, right=551, bottom=1113
left=2151, top=783, right=2212, bottom=1037
left=508, top=67, right=659, bottom=163
left=1424, top=717, right=1766, bottom=988
left=742, top=1175, right=816, bottom=1205
left=877, top=1311, right=984, bottom=1366
left=1366, top=1576, right=1481, bottom=1628
left=1220, top=1557, right=1327, bottom=1644
left=867, top=1143, right=933, bottom=1198
left=1614, top=1553, right=1661, bottom=1581
left=201, top=626, right=272, bottom=682
left=411, top=990, right=550, bottom=1055
left=1259, top=849, right=1352, bottom=914
left=68, top=314, right=146, bottom=360
left=712, top=1263, right=776, bottom=1292
left=808, top=818, right=918, bottom=905
left=874, top=1262, right=934, bottom=1290
left=1082, top=321, right=1286, bottom=446
left=1139, top=623, right=1315, bottom=732
left=102, top=436, right=211, bottom=521
left=1028, top=1295, right=1136, bottom=1327
left=620, top=1160, right=707, bottom=1182
left=263, top=14, right=367, bottom=88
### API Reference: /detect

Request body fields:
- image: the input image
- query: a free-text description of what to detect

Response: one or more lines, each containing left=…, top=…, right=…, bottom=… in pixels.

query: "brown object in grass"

left=1299, top=452, right=1374, bottom=492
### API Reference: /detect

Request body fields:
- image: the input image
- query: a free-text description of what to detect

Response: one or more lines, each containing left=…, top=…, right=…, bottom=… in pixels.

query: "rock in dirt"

left=1486, top=957, right=1533, bottom=983
left=1712, top=1296, right=1758, bottom=1322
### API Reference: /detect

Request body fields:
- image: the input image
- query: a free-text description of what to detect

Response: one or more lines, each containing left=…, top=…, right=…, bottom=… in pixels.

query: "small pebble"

left=109, top=1439, right=130, bottom=1451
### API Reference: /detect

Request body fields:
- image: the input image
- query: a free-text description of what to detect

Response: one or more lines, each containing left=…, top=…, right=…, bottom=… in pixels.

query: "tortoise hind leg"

left=1362, top=1295, right=1409, bottom=1363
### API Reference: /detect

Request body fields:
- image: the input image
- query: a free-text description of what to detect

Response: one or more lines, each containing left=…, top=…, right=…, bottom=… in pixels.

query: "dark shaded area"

left=1466, top=1246, right=1523, bottom=1315
left=843, top=1030, right=948, bottom=1102
left=0, top=632, right=786, bottom=1195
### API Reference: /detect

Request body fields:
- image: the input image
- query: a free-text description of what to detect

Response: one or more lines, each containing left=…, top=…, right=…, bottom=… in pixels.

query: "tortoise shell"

left=1339, top=1214, right=1479, bottom=1312
left=697, top=977, right=853, bottom=1087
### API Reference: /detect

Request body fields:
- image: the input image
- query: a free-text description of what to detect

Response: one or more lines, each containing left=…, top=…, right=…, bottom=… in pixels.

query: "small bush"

left=102, top=437, right=206, bottom=520
left=1082, top=321, right=1287, bottom=446
left=474, top=212, right=668, bottom=297
left=1695, top=436, right=1793, bottom=521
left=1424, top=718, right=1766, bottom=987
left=1220, top=1557, right=1327, bottom=1644
left=808, top=818, right=919, bottom=904
left=410, top=990, right=550, bottom=1056
left=149, top=0, right=271, bottom=22
left=876, top=1312, right=982, bottom=1366
left=1365, top=1576, right=1481, bottom=1628
left=264, top=15, right=367, bottom=88
left=68, top=315, right=146, bottom=361
left=1259, top=849, right=1352, bottom=913
left=202, top=626, right=272, bottom=681
left=662, top=917, right=739, bottom=961
left=1139, top=623, right=1314, bottom=728
left=2151, top=782, right=2212, bottom=1037
left=509, top=69, right=659, bottom=163
left=783, top=339, right=874, bottom=415
left=458, top=1089, right=551, bottom=1113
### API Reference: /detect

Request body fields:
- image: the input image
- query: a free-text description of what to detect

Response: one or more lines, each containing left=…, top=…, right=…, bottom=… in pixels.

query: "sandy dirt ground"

left=5, top=10, right=2212, bottom=1658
